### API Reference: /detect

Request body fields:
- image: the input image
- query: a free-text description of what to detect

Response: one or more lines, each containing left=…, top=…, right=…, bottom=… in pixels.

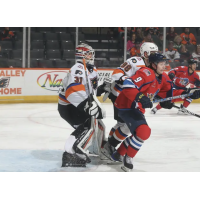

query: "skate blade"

left=121, top=166, right=132, bottom=172
left=101, top=149, right=112, bottom=161
left=100, top=153, right=109, bottom=161
left=61, top=163, right=86, bottom=168
left=107, top=160, right=121, bottom=165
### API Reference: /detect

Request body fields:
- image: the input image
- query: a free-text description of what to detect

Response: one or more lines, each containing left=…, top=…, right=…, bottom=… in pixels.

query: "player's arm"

left=96, top=63, right=128, bottom=96
left=119, top=70, right=153, bottom=109
left=168, top=67, right=178, bottom=81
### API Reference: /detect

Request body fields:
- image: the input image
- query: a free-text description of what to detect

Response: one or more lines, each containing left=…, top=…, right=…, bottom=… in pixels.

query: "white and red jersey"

left=58, top=62, right=98, bottom=107
left=111, top=56, right=146, bottom=97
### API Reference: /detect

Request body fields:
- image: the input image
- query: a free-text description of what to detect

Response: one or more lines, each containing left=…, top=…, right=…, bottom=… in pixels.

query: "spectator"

left=192, top=44, right=200, bottom=62
left=180, top=28, right=196, bottom=45
left=173, top=35, right=182, bottom=53
left=165, top=41, right=180, bottom=60
left=1, top=27, right=14, bottom=41
left=142, top=32, right=153, bottom=43
left=0, top=45, right=9, bottom=68
left=135, top=27, right=144, bottom=40
left=127, top=33, right=136, bottom=51
left=130, top=39, right=141, bottom=57
left=145, top=27, right=159, bottom=35
left=166, top=27, right=177, bottom=41
left=118, top=27, right=135, bottom=49
left=179, top=44, right=192, bottom=64
left=156, top=33, right=164, bottom=52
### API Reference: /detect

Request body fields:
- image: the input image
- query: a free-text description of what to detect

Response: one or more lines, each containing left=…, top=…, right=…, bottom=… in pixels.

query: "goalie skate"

left=61, top=152, right=87, bottom=167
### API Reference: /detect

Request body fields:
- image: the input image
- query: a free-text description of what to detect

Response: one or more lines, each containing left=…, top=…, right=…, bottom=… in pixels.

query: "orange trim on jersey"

left=112, top=69, right=125, bottom=75
left=65, top=84, right=86, bottom=99
left=136, top=65, right=146, bottom=68
left=109, top=130, right=114, bottom=137
left=114, top=86, right=121, bottom=94
left=93, top=68, right=97, bottom=72
left=59, top=96, right=70, bottom=103
left=114, top=129, right=126, bottom=140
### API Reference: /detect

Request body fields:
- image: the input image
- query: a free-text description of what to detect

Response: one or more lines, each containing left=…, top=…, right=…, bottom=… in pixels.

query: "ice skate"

left=107, top=150, right=124, bottom=165
left=121, top=154, right=133, bottom=172
left=177, top=104, right=188, bottom=115
left=151, top=107, right=157, bottom=114
left=101, top=141, right=115, bottom=160
left=61, top=152, right=87, bottom=167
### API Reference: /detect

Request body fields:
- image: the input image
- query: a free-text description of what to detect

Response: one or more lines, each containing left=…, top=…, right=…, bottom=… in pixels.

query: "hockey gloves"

left=97, top=78, right=112, bottom=97
left=160, top=100, right=174, bottom=109
left=78, top=97, right=103, bottom=119
left=84, top=101, right=100, bottom=118
left=190, top=90, right=200, bottom=99
left=168, top=73, right=175, bottom=81
left=135, top=92, right=153, bottom=109
left=194, top=80, right=200, bottom=87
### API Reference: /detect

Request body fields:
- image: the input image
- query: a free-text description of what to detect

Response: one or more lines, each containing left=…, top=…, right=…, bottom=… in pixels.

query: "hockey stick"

left=76, top=59, right=105, bottom=156
left=173, top=105, right=200, bottom=118
left=153, top=90, right=199, bottom=103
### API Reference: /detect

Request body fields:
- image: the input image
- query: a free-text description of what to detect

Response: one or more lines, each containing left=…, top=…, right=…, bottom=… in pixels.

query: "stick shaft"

left=173, top=105, right=200, bottom=118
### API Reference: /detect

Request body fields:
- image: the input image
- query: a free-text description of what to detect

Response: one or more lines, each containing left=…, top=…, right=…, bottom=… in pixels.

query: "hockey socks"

left=156, top=103, right=162, bottom=110
left=183, top=98, right=192, bottom=108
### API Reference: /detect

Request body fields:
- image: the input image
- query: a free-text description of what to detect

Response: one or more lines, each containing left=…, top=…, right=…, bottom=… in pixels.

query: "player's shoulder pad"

left=132, top=67, right=155, bottom=82
left=70, top=63, right=85, bottom=76
left=139, top=67, right=154, bottom=77
left=128, top=56, right=145, bottom=65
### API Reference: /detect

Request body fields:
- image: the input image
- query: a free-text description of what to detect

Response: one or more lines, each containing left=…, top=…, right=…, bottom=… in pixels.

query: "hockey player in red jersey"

left=107, top=53, right=200, bottom=171
left=58, top=43, right=105, bottom=167
left=99, top=42, right=159, bottom=161
left=151, top=59, right=200, bottom=114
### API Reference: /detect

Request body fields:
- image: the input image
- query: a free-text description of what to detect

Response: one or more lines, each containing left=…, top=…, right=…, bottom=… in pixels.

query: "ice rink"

left=1, top=102, right=200, bottom=172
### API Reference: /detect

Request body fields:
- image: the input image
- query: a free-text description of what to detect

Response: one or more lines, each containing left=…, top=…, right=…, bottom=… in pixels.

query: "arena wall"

left=0, top=68, right=199, bottom=104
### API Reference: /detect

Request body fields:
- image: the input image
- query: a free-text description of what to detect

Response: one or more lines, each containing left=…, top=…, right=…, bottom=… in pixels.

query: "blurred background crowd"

left=0, top=27, right=200, bottom=69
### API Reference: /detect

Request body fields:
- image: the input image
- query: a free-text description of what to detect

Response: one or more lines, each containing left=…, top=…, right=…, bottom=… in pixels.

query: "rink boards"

left=0, top=68, right=199, bottom=103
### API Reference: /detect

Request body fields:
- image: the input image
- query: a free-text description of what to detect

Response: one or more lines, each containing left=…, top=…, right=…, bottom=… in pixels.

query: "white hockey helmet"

left=140, top=42, right=158, bottom=58
left=75, top=43, right=95, bottom=65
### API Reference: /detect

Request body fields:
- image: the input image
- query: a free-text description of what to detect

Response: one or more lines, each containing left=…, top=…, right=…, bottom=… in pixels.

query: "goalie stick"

left=76, top=59, right=105, bottom=156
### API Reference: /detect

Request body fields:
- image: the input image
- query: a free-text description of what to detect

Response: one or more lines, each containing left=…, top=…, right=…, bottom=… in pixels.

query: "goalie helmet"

left=75, top=43, right=95, bottom=65
left=140, top=42, right=158, bottom=58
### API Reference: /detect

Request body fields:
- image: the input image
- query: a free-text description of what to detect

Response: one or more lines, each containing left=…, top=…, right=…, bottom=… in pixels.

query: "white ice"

left=1, top=103, right=200, bottom=172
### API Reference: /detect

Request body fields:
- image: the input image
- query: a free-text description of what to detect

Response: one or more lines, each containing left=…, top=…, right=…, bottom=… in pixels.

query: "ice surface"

left=1, top=103, right=200, bottom=172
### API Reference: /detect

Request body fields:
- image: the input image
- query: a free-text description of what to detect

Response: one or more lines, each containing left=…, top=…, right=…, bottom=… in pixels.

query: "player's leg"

left=102, top=122, right=130, bottom=161
left=177, top=97, right=192, bottom=114
left=58, top=104, right=91, bottom=167
left=102, top=93, right=131, bottom=161
left=115, top=108, right=149, bottom=171
left=151, top=103, right=162, bottom=114
left=122, top=124, right=151, bottom=171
